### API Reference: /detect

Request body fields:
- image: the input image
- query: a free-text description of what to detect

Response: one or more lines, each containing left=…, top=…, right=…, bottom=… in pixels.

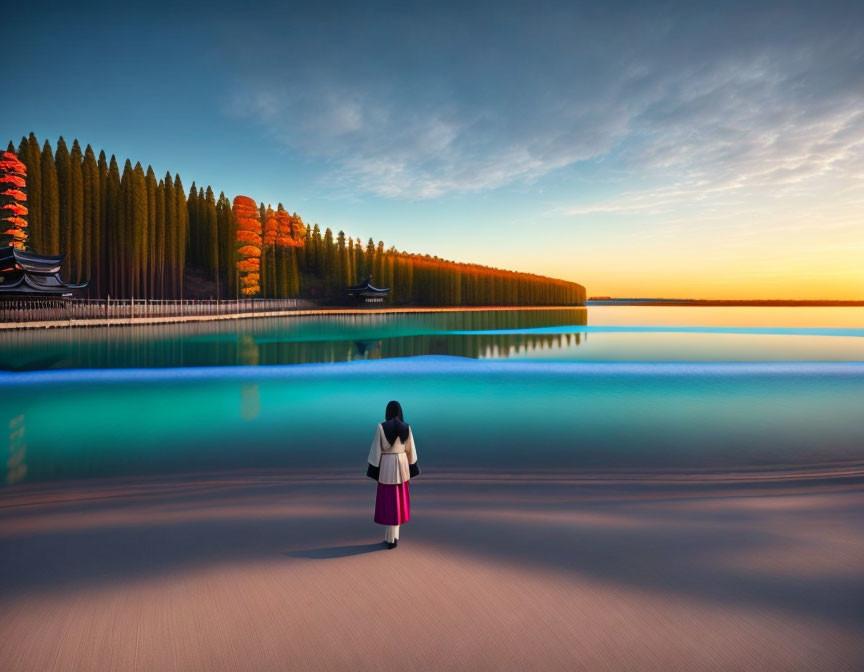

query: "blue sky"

left=4, top=0, right=864, bottom=298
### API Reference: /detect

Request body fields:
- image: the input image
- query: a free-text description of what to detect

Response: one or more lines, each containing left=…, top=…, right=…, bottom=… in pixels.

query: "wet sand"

left=1, top=468, right=862, bottom=671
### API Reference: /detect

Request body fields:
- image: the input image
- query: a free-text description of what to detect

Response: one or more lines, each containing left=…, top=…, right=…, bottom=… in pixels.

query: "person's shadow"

left=285, top=542, right=386, bottom=559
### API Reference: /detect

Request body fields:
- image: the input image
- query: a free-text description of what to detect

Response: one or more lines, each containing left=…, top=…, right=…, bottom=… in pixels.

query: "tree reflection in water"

left=0, top=308, right=588, bottom=370
left=238, top=335, right=261, bottom=420
left=5, top=413, right=26, bottom=485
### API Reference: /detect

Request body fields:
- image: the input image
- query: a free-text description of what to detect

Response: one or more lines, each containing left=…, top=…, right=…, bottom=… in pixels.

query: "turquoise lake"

left=2, top=306, right=863, bottom=485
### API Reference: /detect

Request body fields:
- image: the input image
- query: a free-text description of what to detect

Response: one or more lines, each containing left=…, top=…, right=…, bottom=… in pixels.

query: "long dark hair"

left=382, top=400, right=410, bottom=444
left=385, top=400, right=404, bottom=422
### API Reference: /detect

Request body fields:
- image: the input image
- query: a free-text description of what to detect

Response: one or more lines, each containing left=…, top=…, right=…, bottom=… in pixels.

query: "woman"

left=366, top=400, right=421, bottom=548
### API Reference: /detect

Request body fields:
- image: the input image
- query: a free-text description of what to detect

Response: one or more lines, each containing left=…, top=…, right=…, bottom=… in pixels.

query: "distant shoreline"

left=588, top=299, right=864, bottom=307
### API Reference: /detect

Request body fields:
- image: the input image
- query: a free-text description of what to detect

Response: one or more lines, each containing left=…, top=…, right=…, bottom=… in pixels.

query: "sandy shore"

left=1, top=469, right=862, bottom=671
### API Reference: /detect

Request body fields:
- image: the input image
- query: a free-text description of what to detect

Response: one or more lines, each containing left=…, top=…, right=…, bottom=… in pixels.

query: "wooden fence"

left=0, top=297, right=312, bottom=324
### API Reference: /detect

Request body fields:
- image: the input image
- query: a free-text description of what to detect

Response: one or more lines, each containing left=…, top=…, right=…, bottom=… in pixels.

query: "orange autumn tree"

left=260, top=206, right=278, bottom=296
left=277, top=207, right=306, bottom=247
left=0, top=150, right=28, bottom=249
left=262, top=206, right=278, bottom=247
left=259, top=203, right=306, bottom=296
left=261, top=204, right=306, bottom=249
left=232, top=195, right=262, bottom=296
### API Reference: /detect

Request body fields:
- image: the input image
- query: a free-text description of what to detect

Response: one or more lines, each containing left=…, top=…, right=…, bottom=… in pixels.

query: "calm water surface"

left=1, top=306, right=862, bottom=485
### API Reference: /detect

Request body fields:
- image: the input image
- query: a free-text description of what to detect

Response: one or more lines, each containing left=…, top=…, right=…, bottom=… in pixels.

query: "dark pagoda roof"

left=0, top=247, right=87, bottom=296
left=346, top=274, right=389, bottom=297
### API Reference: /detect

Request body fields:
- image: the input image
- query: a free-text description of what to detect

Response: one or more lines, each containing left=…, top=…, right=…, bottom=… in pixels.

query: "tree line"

left=8, top=133, right=585, bottom=305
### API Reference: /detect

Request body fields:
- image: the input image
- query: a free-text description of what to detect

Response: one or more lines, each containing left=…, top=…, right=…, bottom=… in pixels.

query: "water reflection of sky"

left=3, top=359, right=864, bottom=485
left=588, top=306, right=864, bottom=328
left=483, top=332, right=864, bottom=362
left=2, top=307, right=863, bottom=486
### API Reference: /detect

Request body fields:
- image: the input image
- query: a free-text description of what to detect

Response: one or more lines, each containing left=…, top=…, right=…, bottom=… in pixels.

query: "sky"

left=4, top=0, right=864, bottom=299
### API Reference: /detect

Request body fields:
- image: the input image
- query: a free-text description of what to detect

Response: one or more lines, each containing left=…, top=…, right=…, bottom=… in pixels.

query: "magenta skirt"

left=374, top=482, right=411, bottom=525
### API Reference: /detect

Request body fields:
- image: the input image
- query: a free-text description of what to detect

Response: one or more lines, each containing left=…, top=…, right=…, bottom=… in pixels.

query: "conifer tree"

left=288, top=246, right=300, bottom=296
left=174, top=174, right=187, bottom=298
left=69, top=140, right=84, bottom=281
left=186, top=183, right=198, bottom=269
left=54, top=137, right=71, bottom=262
left=311, top=224, right=322, bottom=274
left=217, top=191, right=235, bottom=298
left=199, top=186, right=208, bottom=273
left=22, top=134, right=41, bottom=252
left=299, top=222, right=312, bottom=271
left=322, top=227, right=335, bottom=296
left=82, top=145, right=99, bottom=293
left=163, top=172, right=176, bottom=297
left=40, top=140, right=59, bottom=255
left=336, top=230, right=349, bottom=289
left=132, top=163, right=148, bottom=298
left=105, top=156, right=120, bottom=296
left=118, top=159, right=133, bottom=296
left=374, top=240, right=385, bottom=287
left=365, top=238, right=375, bottom=277
left=97, top=150, right=108, bottom=296
left=156, top=179, right=166, bottom=297
left=347, top=237, right=355, bottom=285
left=205, top=186, right=219, bottom=293
left=353, top=238, right=363, bottom=282
left=145, top=166, right=157, bottom=297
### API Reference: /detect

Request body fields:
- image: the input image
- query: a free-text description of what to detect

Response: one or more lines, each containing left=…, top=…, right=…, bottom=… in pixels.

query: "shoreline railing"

left=0, top=298, right=313, bottom=324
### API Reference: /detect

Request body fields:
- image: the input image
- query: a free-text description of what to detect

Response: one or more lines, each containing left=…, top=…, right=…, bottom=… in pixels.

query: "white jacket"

left=367, top=423, right=420, bottom=484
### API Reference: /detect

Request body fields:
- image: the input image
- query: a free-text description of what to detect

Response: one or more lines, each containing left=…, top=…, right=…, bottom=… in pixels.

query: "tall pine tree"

left=40, top=140, right=59, bottom=255
left=173, top=174, right=187, bottom=298
left=20, top=134, right=42, bottom=252
left=105, top=156, right=121, bottom=296
left=54, top=137, right=71, bottom=268
left=69, top=140, right=84, bottom=282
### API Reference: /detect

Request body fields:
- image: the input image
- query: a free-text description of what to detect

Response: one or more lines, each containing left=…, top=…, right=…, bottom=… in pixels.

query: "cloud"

left=219, top=0, right=864, bottom=201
